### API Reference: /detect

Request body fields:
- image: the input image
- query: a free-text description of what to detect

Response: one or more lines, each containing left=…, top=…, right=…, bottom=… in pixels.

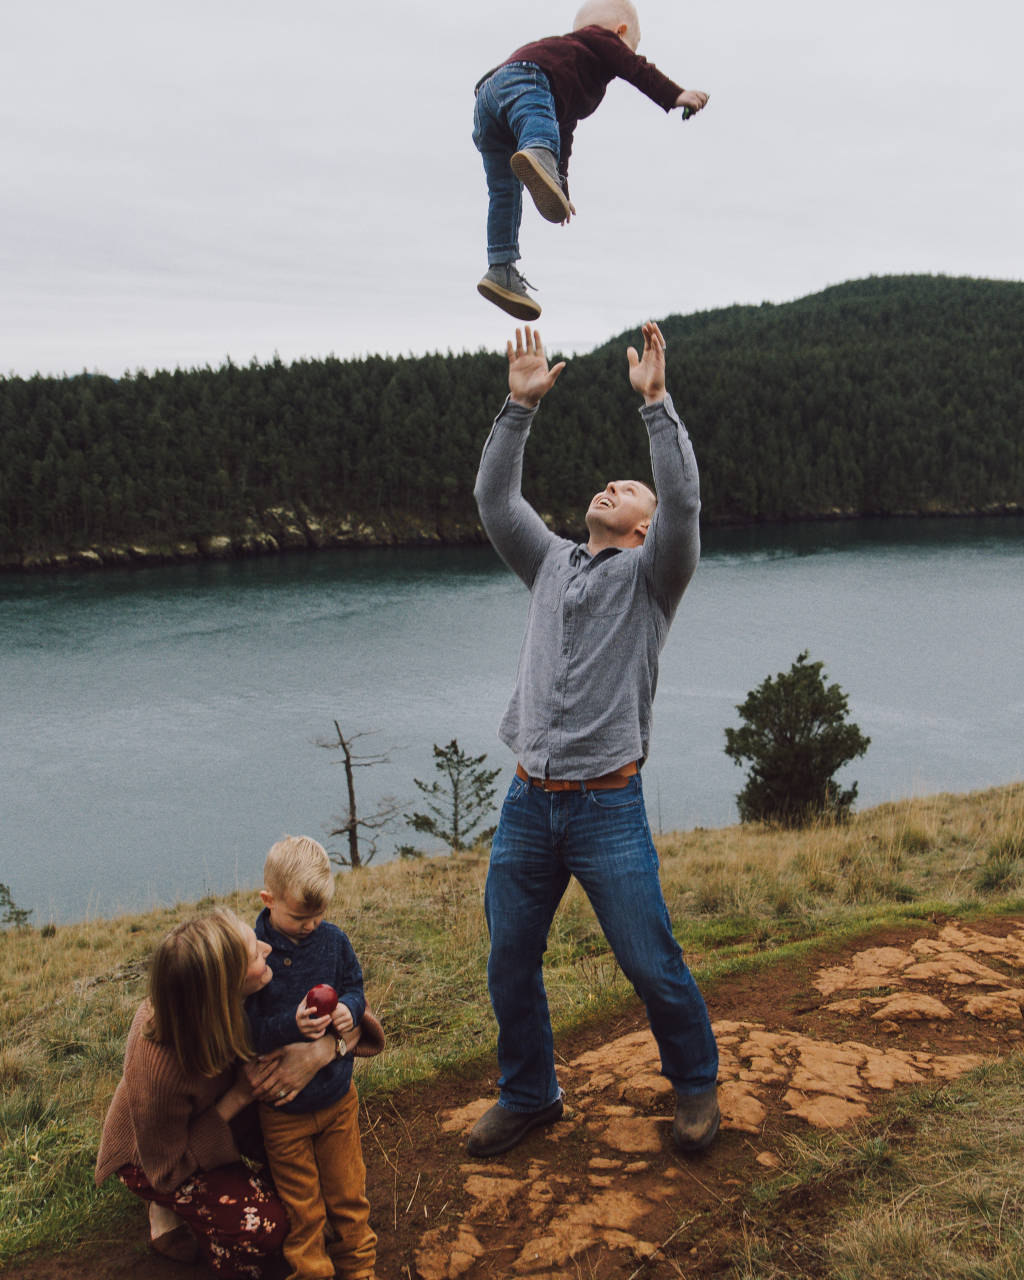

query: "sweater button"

left=283, top=958, right=292, bottom=966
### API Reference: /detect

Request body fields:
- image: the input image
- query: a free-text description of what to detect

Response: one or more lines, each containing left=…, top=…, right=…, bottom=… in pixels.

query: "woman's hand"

left=214, top=1066, right=256, bottom=1121
left=244, top=1036, right=336, bottom=1106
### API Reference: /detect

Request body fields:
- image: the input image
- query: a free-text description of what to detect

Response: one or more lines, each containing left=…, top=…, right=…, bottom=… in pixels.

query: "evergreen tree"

left=0, top=883, right=31, bottom=928
left=407, top=740, right=500, bottom=851
left=724, top=652, right=870, bottom=825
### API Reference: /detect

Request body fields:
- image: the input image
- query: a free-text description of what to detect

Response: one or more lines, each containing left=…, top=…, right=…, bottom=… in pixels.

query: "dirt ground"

left=9, top=915, right=1024, bottom=1280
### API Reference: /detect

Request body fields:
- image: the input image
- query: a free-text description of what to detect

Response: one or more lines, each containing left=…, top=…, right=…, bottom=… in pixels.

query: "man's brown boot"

left=466, top=1096, right=563, bottom=1157
left=673, top=1087, right=720, bottom=1153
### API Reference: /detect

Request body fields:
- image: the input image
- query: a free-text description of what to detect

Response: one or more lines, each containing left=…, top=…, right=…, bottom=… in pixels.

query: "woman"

left=95, top=908, right=338, bottom=1276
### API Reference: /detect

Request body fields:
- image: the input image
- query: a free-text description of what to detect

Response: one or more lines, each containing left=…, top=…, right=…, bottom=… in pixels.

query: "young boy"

left=246, top=836, right=378, bottom=1280
left=473, top=0, right=709, bottom=319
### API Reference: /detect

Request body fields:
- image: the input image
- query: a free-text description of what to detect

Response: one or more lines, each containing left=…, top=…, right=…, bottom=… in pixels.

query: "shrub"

left=724, top=652, right=870, bottom=826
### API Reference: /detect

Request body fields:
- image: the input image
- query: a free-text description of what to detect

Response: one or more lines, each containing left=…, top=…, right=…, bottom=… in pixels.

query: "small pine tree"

left=407, top=739, right=501, bottom=851
left=724, top=651, right=870, bottom=826
left=0, top=882, right=32, bottom=929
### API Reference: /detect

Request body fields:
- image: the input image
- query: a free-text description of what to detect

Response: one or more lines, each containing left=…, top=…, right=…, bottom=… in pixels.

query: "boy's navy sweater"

left=246, top=907, right=366, bottom=1113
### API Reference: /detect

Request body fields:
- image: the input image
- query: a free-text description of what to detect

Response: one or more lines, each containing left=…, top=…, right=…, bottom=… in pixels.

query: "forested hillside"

left=2, top=274, right=1021, bottom=569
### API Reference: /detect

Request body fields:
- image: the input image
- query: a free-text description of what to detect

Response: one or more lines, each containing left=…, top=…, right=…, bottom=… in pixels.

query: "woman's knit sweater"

left=95, top=1000, right=241, bottom=1192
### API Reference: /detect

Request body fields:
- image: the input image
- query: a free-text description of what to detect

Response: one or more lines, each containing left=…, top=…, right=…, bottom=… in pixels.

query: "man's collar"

left=572, top=543, right=623, bottom=566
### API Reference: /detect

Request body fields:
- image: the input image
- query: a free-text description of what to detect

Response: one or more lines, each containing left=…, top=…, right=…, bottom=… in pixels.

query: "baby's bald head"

left=573, top=0, right=641, bottom=51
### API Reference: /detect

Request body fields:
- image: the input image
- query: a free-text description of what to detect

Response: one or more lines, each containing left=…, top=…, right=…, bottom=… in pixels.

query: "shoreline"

left=4, top=503, right=1021, bottom=575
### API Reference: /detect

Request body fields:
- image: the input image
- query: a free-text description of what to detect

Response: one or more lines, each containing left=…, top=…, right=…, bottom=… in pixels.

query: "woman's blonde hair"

left=264, top=835, right=334, bottom=911
left=146, top=908, right=254, bottom=1078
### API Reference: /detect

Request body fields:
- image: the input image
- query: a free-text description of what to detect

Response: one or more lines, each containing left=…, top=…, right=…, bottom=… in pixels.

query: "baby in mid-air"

left=472, top=0, right=709, bottom=320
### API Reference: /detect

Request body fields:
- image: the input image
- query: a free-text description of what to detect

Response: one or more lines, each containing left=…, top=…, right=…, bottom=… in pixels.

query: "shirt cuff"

left=497, top=395, right=539, bottom=428
left=640, top=392, right=681, bottom=435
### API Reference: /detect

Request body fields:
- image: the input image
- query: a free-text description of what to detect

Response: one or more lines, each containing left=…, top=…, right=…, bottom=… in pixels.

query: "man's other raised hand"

left=508, top=327, right=566, bottom=408
left=627, top=321, right=668, bottom=405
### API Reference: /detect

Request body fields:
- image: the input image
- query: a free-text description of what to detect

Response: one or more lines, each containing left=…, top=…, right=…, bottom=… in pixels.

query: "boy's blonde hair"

left=264, top=835, right=334, bottom=911
left=146, top=908, right=253, bottom=1078
left=573, top=0, right=640, bottom=43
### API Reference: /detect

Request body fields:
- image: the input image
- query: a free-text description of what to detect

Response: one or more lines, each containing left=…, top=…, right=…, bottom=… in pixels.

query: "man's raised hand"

left=627, top=321, right=667, bottom=405
left=508, top=327, right=566, bottom=408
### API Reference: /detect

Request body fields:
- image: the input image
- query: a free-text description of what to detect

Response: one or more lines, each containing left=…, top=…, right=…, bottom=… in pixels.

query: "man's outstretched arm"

left=629, top=322, right=701, bottom=612
left=473, top=328, right=565, bottom=588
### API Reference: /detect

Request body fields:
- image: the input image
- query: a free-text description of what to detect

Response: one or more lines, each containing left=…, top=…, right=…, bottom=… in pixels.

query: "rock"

left=597, top=1115, right=667, bottom=1154
left=70, top=548, right=103, bottom=568
left=784, top=1089, right=869, bottom=1128
left=464, top=1175, right=526, bottom=1221
left=902, top=953, right=1009, bottom=987
left=719, top=1082, right=767, bottom=1133
left=960, top=992, right=1024, bottom=1022
left=924, top=1052, right=988, bottom=1080
left=618, top=1071, right=672, bottom=1107
left=415, top=1226, right=484, bottom=1280
left=197, top=535, right=232, bottom=558
left=813, top=946, right=914, bottom=996
left=233, top=531, right=278, bottom=555
left=96, top=545, right=132, bottom=565
left=869, top=994, right=953, bottom=1021
left=263, top=506, right=309, bottom=548
left=127, top=543, right=176, bottom=563
left=438, top=1097, right=492, bottom=1134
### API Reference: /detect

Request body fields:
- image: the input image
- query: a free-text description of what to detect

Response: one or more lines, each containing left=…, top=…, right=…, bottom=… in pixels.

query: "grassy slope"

left=2, top=783, right=1023, bottom=1270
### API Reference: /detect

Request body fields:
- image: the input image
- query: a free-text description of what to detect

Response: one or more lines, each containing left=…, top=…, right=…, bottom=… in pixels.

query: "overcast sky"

left=3, top=0, right=1021, bottom=379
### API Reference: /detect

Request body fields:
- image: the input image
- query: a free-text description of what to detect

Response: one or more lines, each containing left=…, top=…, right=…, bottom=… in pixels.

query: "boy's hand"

left=560, top=200, right=577, bottom=226
left=627, top=321, right=668, bottom=405
left=296, top=997, right=332, bottom=1040
left=331, top=1003, right=355, bottom=1034
left=508, top=327, right=566, bottom=408
left=676, top=89, right=709, bottom=114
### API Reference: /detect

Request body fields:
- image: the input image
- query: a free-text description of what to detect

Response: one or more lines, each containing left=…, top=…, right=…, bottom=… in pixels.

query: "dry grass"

left=1, top=782, right=1022, bottom=1264
left=734, top=1054, right=1024, bottom=1279
left=659, top=782, right=1024, bottom=936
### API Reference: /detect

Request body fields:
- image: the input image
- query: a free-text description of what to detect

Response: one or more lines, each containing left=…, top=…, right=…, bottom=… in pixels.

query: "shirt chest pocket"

left=533, top=570, right=567, bottom=614
left=584, top=558, right=640, bottom=617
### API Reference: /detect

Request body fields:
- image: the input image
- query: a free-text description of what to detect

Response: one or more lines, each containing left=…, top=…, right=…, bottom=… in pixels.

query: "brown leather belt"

left=515, top=760, right=638, bottom=792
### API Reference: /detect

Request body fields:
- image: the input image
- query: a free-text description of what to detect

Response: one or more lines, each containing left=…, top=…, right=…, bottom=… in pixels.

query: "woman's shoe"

left=151, top=1223, right=199, bottom=1264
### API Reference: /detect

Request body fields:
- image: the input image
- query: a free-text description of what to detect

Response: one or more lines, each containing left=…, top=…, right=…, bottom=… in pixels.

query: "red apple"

left=306, top=984, right=338, bottom=1018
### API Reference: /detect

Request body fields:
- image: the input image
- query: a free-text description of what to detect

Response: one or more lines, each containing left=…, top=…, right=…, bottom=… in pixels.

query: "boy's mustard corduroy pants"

left=260, top=1084, right=376, bottom=1280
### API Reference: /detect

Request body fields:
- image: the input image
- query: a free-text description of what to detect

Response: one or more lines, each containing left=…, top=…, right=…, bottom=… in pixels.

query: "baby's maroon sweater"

left=499, top=24, right=684, bottom=176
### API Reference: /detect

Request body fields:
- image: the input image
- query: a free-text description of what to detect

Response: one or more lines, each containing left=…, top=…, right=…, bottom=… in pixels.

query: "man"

left=469, top=322, right=719, bottom=1159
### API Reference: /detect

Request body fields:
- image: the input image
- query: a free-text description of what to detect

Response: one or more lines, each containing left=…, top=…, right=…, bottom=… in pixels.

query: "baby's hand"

left=331, top=1003, right=355, bottom=1034
left=296, top=997, right=332, bottom=1040
left=676, top=89, right=709, bottom=115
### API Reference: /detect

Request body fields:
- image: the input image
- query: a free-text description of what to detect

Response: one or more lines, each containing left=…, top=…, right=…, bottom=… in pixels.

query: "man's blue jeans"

left=484, top=771, right=719, bottom=1113
left=472, top=62, right=562, bottom=266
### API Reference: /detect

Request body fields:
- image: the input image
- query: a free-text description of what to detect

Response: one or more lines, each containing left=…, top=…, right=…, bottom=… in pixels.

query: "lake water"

left=2, top=517, right=1022, bottom=924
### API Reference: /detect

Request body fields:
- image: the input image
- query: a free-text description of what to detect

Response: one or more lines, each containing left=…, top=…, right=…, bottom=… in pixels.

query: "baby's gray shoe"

left=466, top=1096, right=563, bottom=1157
left=510, top=147, right=571, bottom=223
left=673, top=1086, right=720, bottom=1153
left=477, top=263, right=542, bottom=321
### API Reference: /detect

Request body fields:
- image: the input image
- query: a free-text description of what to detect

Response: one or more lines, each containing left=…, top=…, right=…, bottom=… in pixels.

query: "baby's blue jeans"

left=472, top=62, right=562, bottom=266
